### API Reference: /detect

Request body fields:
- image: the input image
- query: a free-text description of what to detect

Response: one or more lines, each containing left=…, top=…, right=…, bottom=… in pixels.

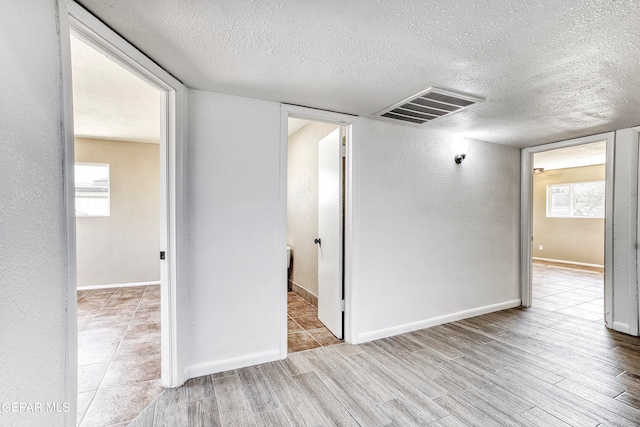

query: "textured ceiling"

left=77, top=0, right=640, bottom=147
left=533, top=141, right=606, bottom=170
left=71, top=34, right=160, bottom=143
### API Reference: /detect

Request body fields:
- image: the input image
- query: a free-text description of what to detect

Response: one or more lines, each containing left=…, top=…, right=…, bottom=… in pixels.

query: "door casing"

left=280, top=104, right=359, bottom=357
left=58, top=2, right=187, bottom=424
left=520, top=132, right=615, bottom=328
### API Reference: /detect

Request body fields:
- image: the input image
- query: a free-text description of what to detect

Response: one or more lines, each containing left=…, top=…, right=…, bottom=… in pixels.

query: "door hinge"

left=340, top=299, right=345, bottom=311
left=160, top=251, right=166, bottom=260
left=340, top=146, right=346, bottom=158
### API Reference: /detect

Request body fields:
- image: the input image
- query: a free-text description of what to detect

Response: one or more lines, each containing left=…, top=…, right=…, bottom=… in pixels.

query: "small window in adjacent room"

left=75, top=163, right=110, bottom=217
left=547, top=181, right=605, bottom=218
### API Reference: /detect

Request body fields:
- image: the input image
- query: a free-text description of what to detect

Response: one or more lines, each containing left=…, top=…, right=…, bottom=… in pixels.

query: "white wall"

left=186, top=90, right=283, bottom=374
left=185, top=90, right=521, bottom=374
left=0, top=1, right=69, bottom=426
left=355, top=119, right=521, bottom=341
left=75, top=138, right=160, bottom=287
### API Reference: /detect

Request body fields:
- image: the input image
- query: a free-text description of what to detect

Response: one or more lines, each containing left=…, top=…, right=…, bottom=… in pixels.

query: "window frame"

left=546, top=180, right=605, bottom=219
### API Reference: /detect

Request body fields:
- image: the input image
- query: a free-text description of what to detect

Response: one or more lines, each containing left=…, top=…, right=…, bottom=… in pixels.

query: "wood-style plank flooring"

left=129, top=301, right=640, bottom=426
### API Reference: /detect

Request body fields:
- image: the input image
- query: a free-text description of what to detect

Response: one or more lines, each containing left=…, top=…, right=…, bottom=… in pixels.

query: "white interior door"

left=317, top=128, right=343, bottom=339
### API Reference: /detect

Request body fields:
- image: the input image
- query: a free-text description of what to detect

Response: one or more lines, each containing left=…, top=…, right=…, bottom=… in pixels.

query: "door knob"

left=314, top=238, right=321, bottom=245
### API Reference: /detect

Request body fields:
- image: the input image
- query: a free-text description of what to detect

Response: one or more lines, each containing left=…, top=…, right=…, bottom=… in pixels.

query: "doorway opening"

left=531, top=141, right=607, bottom=323
left=61, top=2, right=187, bottom=425
left=521, top=132, right=615, bottom=329
left=70, top=32, right=164, bottom=426
left=286, top=119, right=346, bottom=352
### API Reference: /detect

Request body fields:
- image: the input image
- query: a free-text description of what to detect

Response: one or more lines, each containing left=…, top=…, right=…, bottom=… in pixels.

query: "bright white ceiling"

left=71, top=34, right=160, bottom=143
left=77, top=0, right=640, bottom=148
left=288, top=118, right=311, bottom=137
left=533, top=141, right=606, bottom=171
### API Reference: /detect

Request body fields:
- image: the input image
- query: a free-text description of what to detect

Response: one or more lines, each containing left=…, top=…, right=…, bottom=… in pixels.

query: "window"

left=75, top=163, right=110, bottom=217
left=547, top=181, right=605, bottom=218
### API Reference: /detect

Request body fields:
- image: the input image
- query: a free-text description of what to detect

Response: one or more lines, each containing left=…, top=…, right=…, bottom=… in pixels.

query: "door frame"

left=279, top=104, right=359, bottom=356
left=520, top=131, right=615, bottom=328
left=58, top=1, right=187, bottom=422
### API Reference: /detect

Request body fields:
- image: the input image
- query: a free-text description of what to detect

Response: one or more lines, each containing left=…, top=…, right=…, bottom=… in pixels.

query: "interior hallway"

left=127, top=303, right=640, bottom=426
left=77, top=285, right=161, bottom=427
left=532, top=261, right=604, bottom=323
left=77, top=264, right=610, bottom=426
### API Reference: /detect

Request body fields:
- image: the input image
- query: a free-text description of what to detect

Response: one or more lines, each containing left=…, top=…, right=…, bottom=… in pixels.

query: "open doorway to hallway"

left=71, top=33, right=164, bottom=426
left=286, top=118, right=345, bottom=352
left=531, top=141, right=606, bottom=323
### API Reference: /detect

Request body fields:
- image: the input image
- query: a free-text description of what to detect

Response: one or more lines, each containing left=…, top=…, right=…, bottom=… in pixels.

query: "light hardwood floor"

left=129, top=302, right=640, bottom=426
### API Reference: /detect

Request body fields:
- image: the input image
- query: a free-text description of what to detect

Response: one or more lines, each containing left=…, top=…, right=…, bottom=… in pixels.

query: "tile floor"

left=287, top=292, right=342, bottom=352
left=76, top=285, right=162, bottom=427
left=532, top=260, right=604, bottom=322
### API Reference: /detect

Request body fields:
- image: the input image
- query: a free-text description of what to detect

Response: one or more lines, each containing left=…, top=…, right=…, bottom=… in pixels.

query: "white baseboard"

left=185, top=349, right=282, bottom=379
left=357, top=299, right=522, bottom=343
left=613, top=321, right=630, bottom=334
left=533, top=257, right=604, bottom=269
left=77, top=280, right=160, bottom=290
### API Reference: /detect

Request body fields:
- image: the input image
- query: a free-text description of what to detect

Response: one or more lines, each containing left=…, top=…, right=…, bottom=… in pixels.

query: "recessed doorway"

left=286, top=119, right=345, bottom=352
left=531, top=141, right=607, bottom=322
left=61, top=3, right=187, bottom=425
left=521, top=132, right=614, bottom=329
left=70, top=32, right=164, bottom=426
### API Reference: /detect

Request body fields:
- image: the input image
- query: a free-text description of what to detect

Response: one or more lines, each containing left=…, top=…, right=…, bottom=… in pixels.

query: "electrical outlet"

left=538, top=245, right=543, bottom=251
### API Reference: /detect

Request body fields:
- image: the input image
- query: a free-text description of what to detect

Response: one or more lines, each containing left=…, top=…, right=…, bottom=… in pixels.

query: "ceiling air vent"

left=375, top=87, right=484, bottom=126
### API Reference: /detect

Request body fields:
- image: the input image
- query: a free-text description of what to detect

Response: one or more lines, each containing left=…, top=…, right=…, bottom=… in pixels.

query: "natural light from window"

left=75, top=163, right=110, bottom=217
left=547, top=181, right=605, bottom=218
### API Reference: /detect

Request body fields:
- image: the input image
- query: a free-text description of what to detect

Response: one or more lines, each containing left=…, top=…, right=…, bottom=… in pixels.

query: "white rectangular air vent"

left=375, top=87, right=484, bottom=126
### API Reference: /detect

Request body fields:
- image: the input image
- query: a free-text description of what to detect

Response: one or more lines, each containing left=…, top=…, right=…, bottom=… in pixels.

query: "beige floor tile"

left=78, top=285, right=162, bottom=427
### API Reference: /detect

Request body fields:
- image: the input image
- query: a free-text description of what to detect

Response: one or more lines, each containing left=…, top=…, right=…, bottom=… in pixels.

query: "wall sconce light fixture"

left=455, top=153, right=466, bottom=164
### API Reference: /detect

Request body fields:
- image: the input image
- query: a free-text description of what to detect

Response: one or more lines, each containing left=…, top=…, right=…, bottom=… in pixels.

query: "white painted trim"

left=279, top=108, right=289, bottom=360
left=344, top=121, right=359, bottom=344
left=57, top=2, right=77, bottom=425
left=613, top=321, right=630, bottom=334
left=631, top=128, right=640, bottom=337
left=532, top=257, right=604, bottom=269
left=521, top=132, right=615, bottom=327
left=186, top=350, right=282, bottom=379
left=280, top=104, right=360, bottom=352
left=64, top=1, right=187, bottom=388
left=637, top=130, right=640, bottom=337
left=625, top=128, right=640, bottom=337
left=78, top=281, right=160, bottom=291
left=605, top=133, right=615, bottom=329
left=358, top=299, right=522, bottom=343
left=521, top=150, right=533, bottom=307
